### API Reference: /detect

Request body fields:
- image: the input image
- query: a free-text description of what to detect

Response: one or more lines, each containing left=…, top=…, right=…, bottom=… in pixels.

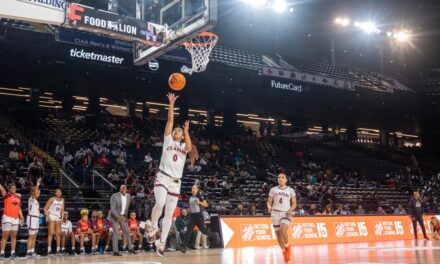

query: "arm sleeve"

left=291, top=188, right=296, bottom=197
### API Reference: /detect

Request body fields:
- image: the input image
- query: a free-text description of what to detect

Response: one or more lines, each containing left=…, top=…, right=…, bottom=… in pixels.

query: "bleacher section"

left=3, top=107, right=438, bottom=217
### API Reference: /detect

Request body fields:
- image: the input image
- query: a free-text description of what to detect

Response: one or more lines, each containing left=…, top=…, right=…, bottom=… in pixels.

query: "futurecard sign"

left=64, top=3, right=162, bottom=46
left=261, top=66, right=354, bottom=91
left=269, top=79, right=303, bottom=93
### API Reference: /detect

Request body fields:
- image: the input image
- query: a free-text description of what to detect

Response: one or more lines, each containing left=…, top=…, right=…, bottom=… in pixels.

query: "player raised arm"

left=164, top=93, right=179, bottom=137
left=182, top=120, right=192, bottom=153
left=0, top=183, right=6, bottom=197
left=32, top=178, right=42, bottom=194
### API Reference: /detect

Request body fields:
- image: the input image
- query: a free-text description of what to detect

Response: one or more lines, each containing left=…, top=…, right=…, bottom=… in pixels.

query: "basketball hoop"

left=182, top=32, right=218, bottom=75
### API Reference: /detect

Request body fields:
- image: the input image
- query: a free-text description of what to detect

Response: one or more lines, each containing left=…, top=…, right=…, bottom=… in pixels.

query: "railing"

left=59, top=169, right=80, bottom=197
left=92, top=170, right=117, bottom=192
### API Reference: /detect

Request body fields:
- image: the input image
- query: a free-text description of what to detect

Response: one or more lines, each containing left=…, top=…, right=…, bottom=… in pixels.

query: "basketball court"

left=7, top=240, right=439, bottom=264
left=0, top=1, right=439, bottom=264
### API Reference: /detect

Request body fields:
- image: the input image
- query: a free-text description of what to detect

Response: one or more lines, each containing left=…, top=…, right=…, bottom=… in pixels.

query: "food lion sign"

left=0, top=0, right=66, bottom=25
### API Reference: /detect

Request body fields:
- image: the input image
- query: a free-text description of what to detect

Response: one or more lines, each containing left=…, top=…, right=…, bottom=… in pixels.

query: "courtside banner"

left=0, top=0, right=66, bottom=25
left=220, top=215, right=438, bottom=248
left=64, top=3, right=162, bottom=46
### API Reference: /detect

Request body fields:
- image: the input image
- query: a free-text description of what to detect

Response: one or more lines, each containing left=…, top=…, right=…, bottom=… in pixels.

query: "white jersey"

left=159, top=134, right=187, bottom=179
left=28, top=197, right=39, bottom=217
left=48, top=198, right=63, bottom=219
left=61, top=220, right=73, bottom=234
left=269, top=186, right=296, bottom=212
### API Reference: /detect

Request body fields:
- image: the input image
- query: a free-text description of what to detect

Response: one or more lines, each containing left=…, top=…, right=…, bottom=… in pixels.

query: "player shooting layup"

left=267, top=173, right=297, bottom=264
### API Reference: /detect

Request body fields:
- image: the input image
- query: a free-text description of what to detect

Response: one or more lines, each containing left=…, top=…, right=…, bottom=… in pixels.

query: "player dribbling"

left=267, top=173, right=297, bottom=264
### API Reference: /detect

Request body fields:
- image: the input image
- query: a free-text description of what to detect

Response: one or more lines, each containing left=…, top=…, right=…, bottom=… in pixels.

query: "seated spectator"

left=144, top=153, right=153, bottom=164
left=231, top=203, right=246, bottom=216
left=321, top=204, right=333, bottom=215
left=107, top=169, right=119, bottom=184
left=293, top=204, right=308, bottom=216
left=8, top=137, right=17, bottom=146
left=430, top=217, right=440, bottom=240
left=308, top=204, right=319, bottom=215
left=62, top=152, right=73, bottom=168
left=394, top=204, right=407, bottom=214
left=206, top=177, right=216, bottom=189
left=355, top=204, right=366, bottom=215
left=128, top=212, right=143, bottom=251
left=333, top=204, right=348, bottom=215
left=55, top=144, right=65, bottom=160
left=221, top=180, right=230, bottom=197
left=98, top=154, right=110, bottom=166
left=91, top=211, right=108, bottom=252
left=9, top=148, right=19, bottom=160
left=125, top=170, right=137, bottom=187
left=376, top=207, right=387, bottom=215
left=61, top=212, right=75, bottom=255
left=75, top=210, right=96, bottom=255
left=175, top=209, right=189, bottom=246
left=343, top=205, right=353, bottom=215
left=19, top=176, right=33, bottom=189
left=211, top=143, right=220, bottom=152
left=248, top=204, right=261, bottom=216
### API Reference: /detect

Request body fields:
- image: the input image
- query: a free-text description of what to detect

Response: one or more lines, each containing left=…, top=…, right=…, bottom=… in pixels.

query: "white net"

left=183, top=32, right=218, bottom=74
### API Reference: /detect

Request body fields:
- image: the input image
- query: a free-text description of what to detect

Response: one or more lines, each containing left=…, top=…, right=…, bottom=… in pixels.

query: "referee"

left=180, top=185, right=209, bottom=253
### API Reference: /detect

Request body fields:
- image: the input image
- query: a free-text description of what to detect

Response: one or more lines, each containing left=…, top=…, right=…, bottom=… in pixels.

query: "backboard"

left=133, top=0, right=217, bottom=66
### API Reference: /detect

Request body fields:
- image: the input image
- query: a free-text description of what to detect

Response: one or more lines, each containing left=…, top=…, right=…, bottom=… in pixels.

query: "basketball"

left=168, top=73, right=186, bottom=91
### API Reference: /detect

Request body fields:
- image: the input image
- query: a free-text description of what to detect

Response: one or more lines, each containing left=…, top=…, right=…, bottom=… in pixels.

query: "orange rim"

left=183, top=32, right=219, bottom=47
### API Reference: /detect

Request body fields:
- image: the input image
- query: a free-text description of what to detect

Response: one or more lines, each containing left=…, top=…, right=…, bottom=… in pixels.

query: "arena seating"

left=3, top=106, right=438, bottom=218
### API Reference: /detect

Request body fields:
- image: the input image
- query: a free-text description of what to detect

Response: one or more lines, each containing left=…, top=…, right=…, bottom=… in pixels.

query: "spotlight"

left=273, top=0, right=287, bottom=13
left=394, top=30, right=411, bottom=42
left=244, top=0, right=268, bottom=6
left=354, top=21, right=380, bottom=34
left=334, top=17, right=350, bottom=27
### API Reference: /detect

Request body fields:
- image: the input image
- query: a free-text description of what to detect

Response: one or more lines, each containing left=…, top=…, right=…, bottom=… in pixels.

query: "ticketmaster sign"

left=69, top=48, right=125, bottom=65
left=0, top=0, right=66, bottom=25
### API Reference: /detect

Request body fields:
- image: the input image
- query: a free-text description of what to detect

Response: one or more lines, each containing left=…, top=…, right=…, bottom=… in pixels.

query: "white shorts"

left=47, top=214, right=61, bottom=222
left=2, top=215, right=19, bottom=232
left=154, top=171, right=181, bottom=197
left=75, top=234, right=90, bottom=242
left=27, top=215, right=39, bottom=235
left=271, top=210, right=291, bottom=230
